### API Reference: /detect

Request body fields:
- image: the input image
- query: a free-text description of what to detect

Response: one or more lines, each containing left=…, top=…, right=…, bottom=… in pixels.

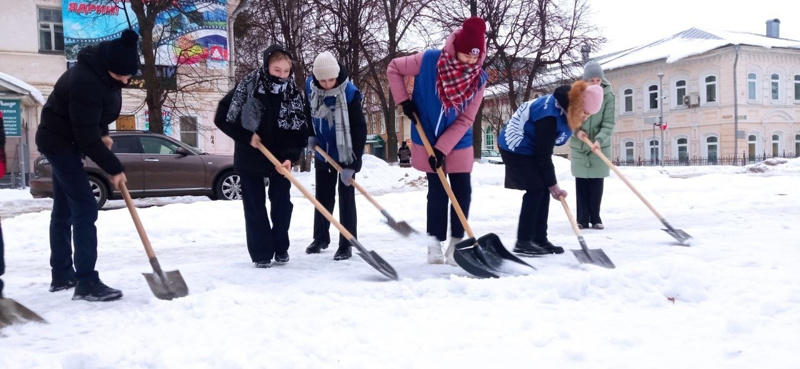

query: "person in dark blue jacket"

left=304, top=51, right=367, bottom=260
left=498, top=80, right=603, bottom=256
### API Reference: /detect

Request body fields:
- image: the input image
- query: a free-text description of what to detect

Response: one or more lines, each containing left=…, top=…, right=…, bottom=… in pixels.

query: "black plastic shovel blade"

left=349, top=238, right=399, bottom=280
left=143, top=270, right=189, bottom=301
left=454, top=234, right=536, bottom=278
left=570, top=236, right=615, bottom=269
left=0, top=298, right=46, bottom=329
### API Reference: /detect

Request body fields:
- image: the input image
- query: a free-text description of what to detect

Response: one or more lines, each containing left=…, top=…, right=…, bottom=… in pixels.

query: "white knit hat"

left=313, top=51, right=340, bottom=81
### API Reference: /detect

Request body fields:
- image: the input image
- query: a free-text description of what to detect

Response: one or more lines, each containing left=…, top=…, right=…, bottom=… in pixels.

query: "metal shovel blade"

left=570, top=236, right=616, bottom=269
left=0, top=298, right=46, bottom=329
left=349, top=238, right=399, bottom=280
left=383, top=216, right=416, bottom=237
left=661, top=220, right=692, bottom=246
left=454, top=234, right=536, bottom=278
left=143, top=270, right=189, bottom=301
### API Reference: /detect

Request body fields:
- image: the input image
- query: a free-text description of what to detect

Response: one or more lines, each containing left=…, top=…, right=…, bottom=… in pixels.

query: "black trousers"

left=239, top=171, right=293, bottom=263
left=45, top=152, right=99, bottom=283
left=517, top=188, right=550, bottom=243
left=0, top=220, right=5, bottom=296
left=313, top=160, right=357, bottom=248
left=426, top=172, right=471, bottom=242
left=575, top=178, right=604, bottom=225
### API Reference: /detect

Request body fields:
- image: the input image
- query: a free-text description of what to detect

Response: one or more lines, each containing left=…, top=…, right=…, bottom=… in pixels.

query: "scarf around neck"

left=226, top=68, right=306, bottom=133
left=309, top=78, right=355, bottom=165
left=435, top=50, right=483, bottom=113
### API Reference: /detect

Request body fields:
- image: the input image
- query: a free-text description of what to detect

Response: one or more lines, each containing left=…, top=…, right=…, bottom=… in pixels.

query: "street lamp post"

left=658, top=71, right=664, bottom=166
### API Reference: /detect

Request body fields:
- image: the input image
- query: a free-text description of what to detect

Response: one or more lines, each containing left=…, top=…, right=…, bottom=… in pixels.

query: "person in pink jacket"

left=387, top=17, right=488, bottom=265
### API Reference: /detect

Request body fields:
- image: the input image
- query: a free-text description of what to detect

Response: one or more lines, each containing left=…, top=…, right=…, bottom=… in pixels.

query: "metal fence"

left=613, top=152, right=798, bottom=167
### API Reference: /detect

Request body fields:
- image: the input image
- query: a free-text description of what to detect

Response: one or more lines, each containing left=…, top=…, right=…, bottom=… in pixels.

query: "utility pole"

left=658, top=71, right=664, bottom=166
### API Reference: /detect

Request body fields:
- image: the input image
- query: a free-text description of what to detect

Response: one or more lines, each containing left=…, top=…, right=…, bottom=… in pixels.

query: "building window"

left=704, top=75, right=717, bottom=103
left=484, top=129, right=495, bottom=150
left=675, top=80, right=686, bottom=106
left=623, top=140, right=634, bottom=162
left=795, top=134, right=800, bottom=157
left=677, top=138, right=688, bottom=163
left=772, top=133, right=781, bottom=157
left=179, top=116, right=198, bottom=148
left=748, top=73, right=757, bottom=100
left=771, top=74, right=780, bottom=100
left=794, top=75, right=800, bottom=102
left=648, top=85, right=658, bottom=110
left=649, top=139, right=659, bottom=163
left=38, top=8, right=63, bottom=52
left=623, top=88, right=633, bottom=113
left=706, top=136, right=718, bottom=163
left=748, top=134, right=757, bottom=160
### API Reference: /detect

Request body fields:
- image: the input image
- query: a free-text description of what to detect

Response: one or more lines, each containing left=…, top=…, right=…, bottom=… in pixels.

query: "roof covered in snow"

left=600, top=28, right=800, bottom=71
left=0, top=71, right=46, bottom=105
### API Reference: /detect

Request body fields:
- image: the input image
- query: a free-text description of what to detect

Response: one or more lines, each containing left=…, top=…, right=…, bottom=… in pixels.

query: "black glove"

left=428, top=148, right=445, bottom=169
left=400, top=100, right=419, bottom=124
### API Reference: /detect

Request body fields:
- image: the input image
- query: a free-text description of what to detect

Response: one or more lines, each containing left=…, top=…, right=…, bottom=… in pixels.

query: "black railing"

left=613, top=151, right=797, bottom=167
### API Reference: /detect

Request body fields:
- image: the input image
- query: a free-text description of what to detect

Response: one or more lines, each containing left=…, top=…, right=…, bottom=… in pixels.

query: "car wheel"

left=214, top=171, right=241, bottom=201
left=88, top=175, right=108, bottom=209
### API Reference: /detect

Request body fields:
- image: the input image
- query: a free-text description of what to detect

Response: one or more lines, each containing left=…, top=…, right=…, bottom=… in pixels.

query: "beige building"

left=0, top=0, right=241, bottom=184
left=601, top=23, right=800, bottom=164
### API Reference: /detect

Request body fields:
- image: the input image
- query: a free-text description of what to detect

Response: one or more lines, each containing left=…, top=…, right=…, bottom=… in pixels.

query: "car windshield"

left=483, top=150, right=500, bottom=157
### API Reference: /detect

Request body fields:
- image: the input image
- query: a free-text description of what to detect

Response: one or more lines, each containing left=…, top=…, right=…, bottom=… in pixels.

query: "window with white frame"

left=648, top=85, right=658, bottom=110
left=794, top=75, right=800, bottom=102
left=705, top=136, right=718, bottom=163
left=648, top=139, right=659, bottom=163
left=703, top=75, right=717, bottom=103
left=675, top=80, right=686, bottom=106
left=748, top=134, right=758, bottom=160
left=38, top=8, right=63, bottom=52
left=179, top=116, right=199, bottom=148
left=771, top=74, right=780, bottom=100
left=676, top=137, right=689, bottom=163
left=748, top=73, right=758, bottom=100
left=623, top=88, right=633, bottom=113
left=772, top=133, right=781, bottom=157
left=484, top=129, right=495, bottom=150
left=622, top=140, right=635, bottom=162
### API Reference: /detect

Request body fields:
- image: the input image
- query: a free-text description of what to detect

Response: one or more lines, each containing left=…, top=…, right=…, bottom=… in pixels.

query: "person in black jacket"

left=304, top=52, right=367, bottom=260
left=214, top=44, right=309, bottom=268
left=35, top=30, right=140, bottom=301
left=497, top=80, right=603, bottom=256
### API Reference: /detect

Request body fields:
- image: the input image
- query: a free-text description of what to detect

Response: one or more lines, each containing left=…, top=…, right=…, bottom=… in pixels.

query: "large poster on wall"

left=61, top=0, right=229, bottom=71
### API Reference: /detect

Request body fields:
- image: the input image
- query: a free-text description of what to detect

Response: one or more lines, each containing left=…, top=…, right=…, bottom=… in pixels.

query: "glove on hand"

left=428, top=148, right=445, bottom=170
left=400, top=100, right=419, bottom=124
left=307, top=136, right=317, bottom=152
left=339, top=168, right=356, bottom=186
left=548, top=184, right=568, bottom=200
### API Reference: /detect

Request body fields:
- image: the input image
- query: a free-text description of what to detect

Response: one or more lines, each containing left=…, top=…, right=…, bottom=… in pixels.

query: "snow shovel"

left=559, top=196, right=616, bottom=269
left=412, top=113, right=535, bottom=278
left=120, top=182, right=189, bottom=300
left=256, top=143, right=398, bottom=281
left=577, top=136, right=692, bottom=245
left=314, top=145, right=419, bottom=237
left=0, top=298, right=46, bottom=329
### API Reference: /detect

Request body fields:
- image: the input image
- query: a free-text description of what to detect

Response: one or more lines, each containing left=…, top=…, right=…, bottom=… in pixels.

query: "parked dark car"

left=30, top=130, right=241, bottom=208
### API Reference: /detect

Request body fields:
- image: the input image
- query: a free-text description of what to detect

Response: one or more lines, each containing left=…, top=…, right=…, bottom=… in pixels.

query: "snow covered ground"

left=1, top=155, right=799, bottom=368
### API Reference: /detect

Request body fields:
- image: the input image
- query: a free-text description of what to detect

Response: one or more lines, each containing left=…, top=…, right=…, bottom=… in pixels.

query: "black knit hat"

left=104, top=29, right=140, bottom=76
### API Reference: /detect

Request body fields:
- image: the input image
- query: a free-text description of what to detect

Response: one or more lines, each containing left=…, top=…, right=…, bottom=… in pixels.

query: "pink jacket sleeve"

left=386, top=51, right=425, bottom=105
left=434, top=85, right=486, bottom=155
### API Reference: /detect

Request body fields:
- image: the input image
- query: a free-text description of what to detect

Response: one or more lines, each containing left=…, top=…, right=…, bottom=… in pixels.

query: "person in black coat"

left=214, top=44, right=309, bottom=268
left=35, top=29, right=141, bottom=302
left=304, top=51, right=367, bottom=260
left=398, top=141, right=411, bottom=167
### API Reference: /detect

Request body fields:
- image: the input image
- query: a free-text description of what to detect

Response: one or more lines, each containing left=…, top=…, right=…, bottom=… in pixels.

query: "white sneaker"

left=445, top=238, right=461, bottom=266
left=428, top=242, right=445, bottom=264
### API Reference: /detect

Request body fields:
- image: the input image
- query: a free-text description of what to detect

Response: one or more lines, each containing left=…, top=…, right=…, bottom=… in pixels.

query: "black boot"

left=49, top=278, right=78, bottom=292
left=274, top=251, right=290, bottom=264
left=72, top=280, right=123, bottom=302
left=334, top=245, right=352, bottom=261
left=306, top=240, right=329, bottom=254
left=513, top=240, right=549, bottom=256
left=537, top=239, right=565, bottom=254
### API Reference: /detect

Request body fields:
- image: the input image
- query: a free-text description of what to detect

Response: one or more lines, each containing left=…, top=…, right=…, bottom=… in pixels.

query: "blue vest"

left=498, top=94, right=572, bottom=155
left=410, top=50, right=487, bottom=149
left=306, top=77, right=359, bottom=162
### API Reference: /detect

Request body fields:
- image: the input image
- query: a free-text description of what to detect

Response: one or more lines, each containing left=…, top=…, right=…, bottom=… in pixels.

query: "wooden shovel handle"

left=412, top=113, right=474, bottom=239
left=558, top=196, right=583, bottom=237
left=256, top=142, right=355, bottom=241
left=119, top=182, right=156, bottom=260
left=313, top=145, right=385, bottom=212
left=577, top=135, right=664, bottom=220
